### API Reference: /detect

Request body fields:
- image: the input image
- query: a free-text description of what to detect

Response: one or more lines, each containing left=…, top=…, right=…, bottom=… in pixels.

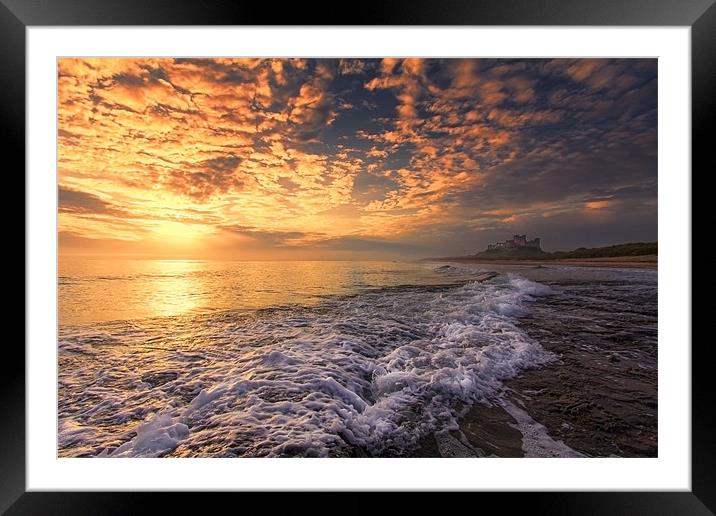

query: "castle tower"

left=483, top=234, right=542, bottom=253
left=513, top=234, right=527, bottom=247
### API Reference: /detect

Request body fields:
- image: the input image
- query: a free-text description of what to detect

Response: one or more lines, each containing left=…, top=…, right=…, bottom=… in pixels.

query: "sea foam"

left=59, top=273, right=555, bottom=457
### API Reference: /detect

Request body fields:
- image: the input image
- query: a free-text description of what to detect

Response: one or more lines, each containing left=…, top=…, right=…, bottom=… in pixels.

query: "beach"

left=58, top=258, right=657, bottom=458
left=54, top=56, right=660, bottom=463
left=428, top=254, right=658, bottom=270
left=414, top=263, right=657, bottom=457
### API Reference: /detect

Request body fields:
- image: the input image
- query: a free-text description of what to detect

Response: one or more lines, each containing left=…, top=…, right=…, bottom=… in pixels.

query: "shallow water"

left=58, top=259, right=657, bottom=457
left=59, top=259, right=477, bottom=326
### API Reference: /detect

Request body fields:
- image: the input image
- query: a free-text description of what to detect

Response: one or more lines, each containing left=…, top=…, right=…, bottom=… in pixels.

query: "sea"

left=58, top=258, right=658, bottom=458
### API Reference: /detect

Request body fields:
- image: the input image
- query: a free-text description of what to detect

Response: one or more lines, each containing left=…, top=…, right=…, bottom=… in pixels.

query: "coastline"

left=413, top=262, right=658, bottom=458
left=425, top=254, right=657, bottom=270
left=59, top=260, right=657, bottom=458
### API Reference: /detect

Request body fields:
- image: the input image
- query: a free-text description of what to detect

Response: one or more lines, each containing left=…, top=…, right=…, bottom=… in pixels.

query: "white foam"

left=58, top=419, right=97, bottom=448
left=500, top=398, right=584, bottom=458
left=430, top=263, right=485, bottom=276
left=59, top=272, right=557, bottom=457
left=109, top=412, right=189, bottom=458
left=186, top=386, right=227, bottom=415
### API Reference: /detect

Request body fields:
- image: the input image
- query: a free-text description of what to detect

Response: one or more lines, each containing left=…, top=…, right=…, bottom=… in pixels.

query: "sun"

left=148, top=220, right=214, bottom=243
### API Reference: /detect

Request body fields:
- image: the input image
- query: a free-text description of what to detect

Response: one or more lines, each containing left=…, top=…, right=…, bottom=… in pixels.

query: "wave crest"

left=59, top=273, right=554, bottom=457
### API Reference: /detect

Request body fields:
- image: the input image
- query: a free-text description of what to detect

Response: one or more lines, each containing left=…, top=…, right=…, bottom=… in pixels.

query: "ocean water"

left=57, top=259, right=656, bottom=457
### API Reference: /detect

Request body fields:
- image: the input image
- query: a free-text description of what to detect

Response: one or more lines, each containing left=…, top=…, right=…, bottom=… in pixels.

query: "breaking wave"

left=58, top=273, right=555, bottom=457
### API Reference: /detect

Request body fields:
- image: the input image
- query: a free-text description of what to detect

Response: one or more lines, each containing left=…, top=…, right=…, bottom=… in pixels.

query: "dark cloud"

left=221, top=225, right=322, bottom=247
left=351, top=170, right=399, bottom=202
left=287, top=62, right=337, bottom=142
left=166, top=155, right=249, bottom=200
left=58, top=186, right=125, bottom=216
left=277, top=177, right=301, bottom=192
left=220, top=225, right=426, bottom=254
left=314, top=236, right=429, bottom=253
left=59, top=58, right=657, bottom=258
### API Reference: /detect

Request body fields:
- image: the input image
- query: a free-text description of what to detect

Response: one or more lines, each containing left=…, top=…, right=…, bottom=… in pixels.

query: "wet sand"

left=411, top=402, right=525, bottom=457
left=413, top=264, right=658, bottom=458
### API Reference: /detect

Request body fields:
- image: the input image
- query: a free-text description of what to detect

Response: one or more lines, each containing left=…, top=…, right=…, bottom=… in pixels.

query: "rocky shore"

left=412, top=265, right=658, bottom=457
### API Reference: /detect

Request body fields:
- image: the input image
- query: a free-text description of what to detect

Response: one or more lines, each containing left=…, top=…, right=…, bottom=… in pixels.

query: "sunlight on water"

left=57, top=259, right=656, bottom=458
left=143, top=261, right=205, bottom=318
left=58, top=258, right=470, bottom=326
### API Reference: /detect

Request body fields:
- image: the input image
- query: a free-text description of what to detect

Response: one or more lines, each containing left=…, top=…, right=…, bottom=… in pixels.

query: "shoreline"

left=413, top=262, right=658, bottom=458
left=425, top=254, right=657, bottom=270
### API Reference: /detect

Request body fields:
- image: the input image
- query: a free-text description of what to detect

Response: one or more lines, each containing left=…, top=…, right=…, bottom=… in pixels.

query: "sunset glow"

left=57, top=58, right=660, bottom=460
left=58, top=58, right=657, bottom=258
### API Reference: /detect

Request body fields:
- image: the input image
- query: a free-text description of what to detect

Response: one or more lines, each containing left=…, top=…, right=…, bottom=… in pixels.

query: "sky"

left=58, top=58, right=657, bottom=259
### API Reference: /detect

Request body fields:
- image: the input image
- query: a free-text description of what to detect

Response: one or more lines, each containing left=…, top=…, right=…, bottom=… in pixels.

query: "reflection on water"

left=57, top=259, right=657, bottom=458
left=144, top=261, right=204, bottom=318
left=58, top=259, right=469, bottom=326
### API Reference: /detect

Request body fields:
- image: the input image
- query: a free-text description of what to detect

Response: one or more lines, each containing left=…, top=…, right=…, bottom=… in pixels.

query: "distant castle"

left=487, top=234, right=542, bottom=251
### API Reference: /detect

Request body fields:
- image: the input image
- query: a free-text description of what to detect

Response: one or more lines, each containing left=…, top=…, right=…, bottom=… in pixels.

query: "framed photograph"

left=7, top=0, right=711, bottom=512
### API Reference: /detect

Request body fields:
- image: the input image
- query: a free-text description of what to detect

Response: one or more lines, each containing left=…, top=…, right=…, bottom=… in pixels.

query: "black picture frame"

left=4, top=0, right=711, bottom=513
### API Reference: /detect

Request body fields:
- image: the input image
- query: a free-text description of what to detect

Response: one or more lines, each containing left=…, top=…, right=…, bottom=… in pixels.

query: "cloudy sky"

left=58, top=58, right=657, bottom=259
